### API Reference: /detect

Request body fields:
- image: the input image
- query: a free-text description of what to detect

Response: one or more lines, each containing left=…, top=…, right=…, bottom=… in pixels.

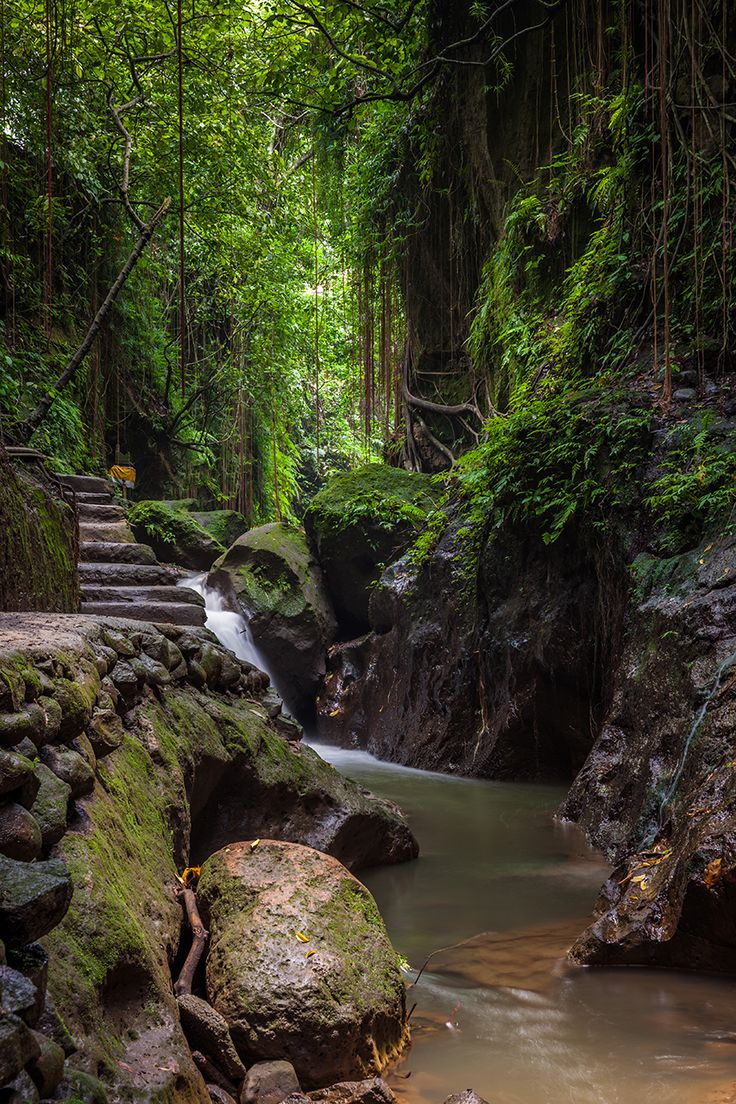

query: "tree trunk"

left=17, top=197, right=171, bottom=444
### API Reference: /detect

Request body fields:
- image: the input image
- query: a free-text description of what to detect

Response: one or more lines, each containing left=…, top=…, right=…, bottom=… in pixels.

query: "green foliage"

left=644, top=414, right=736, bottom=552
left=304, top=463, right=439, bottom=540
left=451, top=391, right=651, bottom=545
left=128, top=500, right=223, bottom=554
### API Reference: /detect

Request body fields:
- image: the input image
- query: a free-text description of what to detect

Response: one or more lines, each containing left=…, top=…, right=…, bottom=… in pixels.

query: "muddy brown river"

left=314, top=744, right=736, bottom=1104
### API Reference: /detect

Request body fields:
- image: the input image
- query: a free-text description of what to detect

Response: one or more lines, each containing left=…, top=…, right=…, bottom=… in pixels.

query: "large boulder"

left=129, top=500, right=225, bottom=569
left=303, top=465, right=439, bottom=635
left=198, top=840, right=409, bottom=1088
left=209, top=523, right=336, bottom=717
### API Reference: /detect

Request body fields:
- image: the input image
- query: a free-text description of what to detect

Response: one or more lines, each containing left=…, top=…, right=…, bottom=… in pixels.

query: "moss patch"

left=128, top=500, right=224, bottom=569
left=304, top=463, right=439, bottom=547
left=0, top=454, right=78, bottom=613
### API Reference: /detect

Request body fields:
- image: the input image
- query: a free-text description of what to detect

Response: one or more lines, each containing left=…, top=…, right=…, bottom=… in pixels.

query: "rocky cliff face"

left=564, top=537, right=736, bottom=972
left=317, top=517, right=618, bottom=780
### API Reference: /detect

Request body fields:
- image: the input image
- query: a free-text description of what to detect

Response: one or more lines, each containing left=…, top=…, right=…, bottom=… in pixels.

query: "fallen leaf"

left=296, top=931, right=310, bottom=943
left=305, top=949, right=316, bottom=959
left=250, top=839, right=261, bottom=851
left=704, top=857, right=722, bottom=888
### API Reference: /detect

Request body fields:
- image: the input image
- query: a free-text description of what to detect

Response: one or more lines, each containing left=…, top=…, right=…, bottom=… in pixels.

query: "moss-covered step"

left=209, top=522, right=336, bottom=717
left=303, top=464, right=439, bottom=634
left=198, top=840, right=410, bottom=1088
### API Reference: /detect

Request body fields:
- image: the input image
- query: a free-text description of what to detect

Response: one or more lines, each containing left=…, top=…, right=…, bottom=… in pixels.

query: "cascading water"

left=180, top=572, right=266, bottom=669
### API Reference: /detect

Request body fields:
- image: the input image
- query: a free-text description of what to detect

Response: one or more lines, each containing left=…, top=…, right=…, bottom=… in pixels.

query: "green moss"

left=0, top=456, right=79, bottom=613
left=304, top=463, right=440, bottom=547
left=128, top=500, right=225, bottom=560
left=191, top=509, right=248, bottom=549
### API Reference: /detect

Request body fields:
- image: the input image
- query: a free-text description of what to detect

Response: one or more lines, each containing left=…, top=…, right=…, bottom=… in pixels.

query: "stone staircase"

left=58, top=474, right=206, bottom=627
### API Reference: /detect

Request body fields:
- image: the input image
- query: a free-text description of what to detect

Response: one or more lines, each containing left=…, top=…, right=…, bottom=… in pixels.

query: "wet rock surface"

left=564, top=537, right=736, bottom=970
left=198, top=840, right=409, bottom=1088
left=210, top=522, right=336, bottom=717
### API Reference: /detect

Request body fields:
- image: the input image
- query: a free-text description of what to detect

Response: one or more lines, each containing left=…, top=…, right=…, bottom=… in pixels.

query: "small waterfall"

left=180, top=571, right=266, bottom=670
left=657, top=649, right=736, bottom=825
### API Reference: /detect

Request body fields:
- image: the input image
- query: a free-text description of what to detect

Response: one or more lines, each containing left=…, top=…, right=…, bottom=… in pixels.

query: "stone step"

left=80, top=542, right=158, bottom=565
left=56, top=474, right=113, bottom=495
left=74, top=492, right=115, bottom=505
left=81, top=585, right=205, bottom=607
left=80, top=601, right=206, bottom=627
left=79, top=562, right=179, bottom=586
left=77, top=502, right=126, bottom=522
left=79, top=521, right=135, bottom=543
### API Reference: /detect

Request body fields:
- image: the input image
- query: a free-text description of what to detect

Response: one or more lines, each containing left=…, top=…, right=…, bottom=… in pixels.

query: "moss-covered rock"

left=303, top=464, right=438, bottom=633
left=191, top=510, right=248, bottom=549
left=0, top=452, right=78, bottom=614
left=128, top=501, right=224, bottom=569
left=198, top=840, right=409, bottom=1088
left=209, top=523, right=336, bottom=717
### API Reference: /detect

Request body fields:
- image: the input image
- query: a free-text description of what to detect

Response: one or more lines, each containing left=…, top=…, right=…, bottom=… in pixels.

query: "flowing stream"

left=190, top=576, right=736, bottom=1104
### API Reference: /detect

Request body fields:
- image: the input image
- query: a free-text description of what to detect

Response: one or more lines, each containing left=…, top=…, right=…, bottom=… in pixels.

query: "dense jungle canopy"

left=0, top=0, right=734, bottom=540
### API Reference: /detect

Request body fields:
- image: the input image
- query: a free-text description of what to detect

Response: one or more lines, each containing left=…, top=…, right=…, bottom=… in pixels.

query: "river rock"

left=40, top=744, right=95, bottom=798
left=210, top=1087, right=239, bottom=1104
left=0, top=855, right=72, bottom=947
left=192, top=740, right=418, bottom=873
left=27, top=1030, right=66, bottom=1097
left=3, top=1069, right=41, bottom=1103
left=308, top=1078, right=396, bottom=1104
left=209, top=522, right=337, bottom=717
left=129, top=500, right=225, bottom=569
left=443, top=1094, right=491, bottom=1104
left=30, top=764, right=71, bottom=848
left=198, top=840, right=409, bottom=1088
left=177, top=992, right=246, bottom=1082
left=0, top=964, right=39, bottom=1025
left=0, top=801, right=42, bottom=860
left=241, top=1060, right=301, bottom=1104
left=7, top=944, right=48, bottom=1025
left=88, top=707, right=124, bottom=756
left=0, top=747, right=37, bottom=798
left=0, top=1013, right=40, bottom=1084
left=0, top=706, right=45, bottom=748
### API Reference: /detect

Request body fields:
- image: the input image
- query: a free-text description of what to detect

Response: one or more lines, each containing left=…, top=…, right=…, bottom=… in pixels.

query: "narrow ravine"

left=193, top=575, right=736, bottom=1104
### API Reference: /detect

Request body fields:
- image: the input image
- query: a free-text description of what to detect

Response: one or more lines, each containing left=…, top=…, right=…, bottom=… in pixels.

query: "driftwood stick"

left=174, top=885, right=209, bottom=996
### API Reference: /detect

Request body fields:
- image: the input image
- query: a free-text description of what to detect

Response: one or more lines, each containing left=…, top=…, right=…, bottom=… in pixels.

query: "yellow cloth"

left=108, top=465, right=136, bottom=485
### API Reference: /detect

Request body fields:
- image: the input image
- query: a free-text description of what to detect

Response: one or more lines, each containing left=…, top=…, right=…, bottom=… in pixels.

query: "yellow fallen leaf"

left=250, top=839, right=261, bottom=851
left=177, top=866, right=201, bottom=887
left=704, top=857, right=722, bottom=888
left=296, top=931, right=310, bottom=943
left=329, top=709, right=340, bottom=717
left=305, top=949, right=316, bottom=959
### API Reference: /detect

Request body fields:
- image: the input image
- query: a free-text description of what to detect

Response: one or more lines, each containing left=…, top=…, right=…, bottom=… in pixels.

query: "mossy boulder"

left=198, top=840, right=409, bottom=1088
left=303, top=465, right=438, bottom=634
left=209, top=523, right=336, bottom=717
left=191, top=510, right=248, bottom=549
left=129, top=500, right=224, bottom=569
left=0, top=452, right=78, bottom=614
